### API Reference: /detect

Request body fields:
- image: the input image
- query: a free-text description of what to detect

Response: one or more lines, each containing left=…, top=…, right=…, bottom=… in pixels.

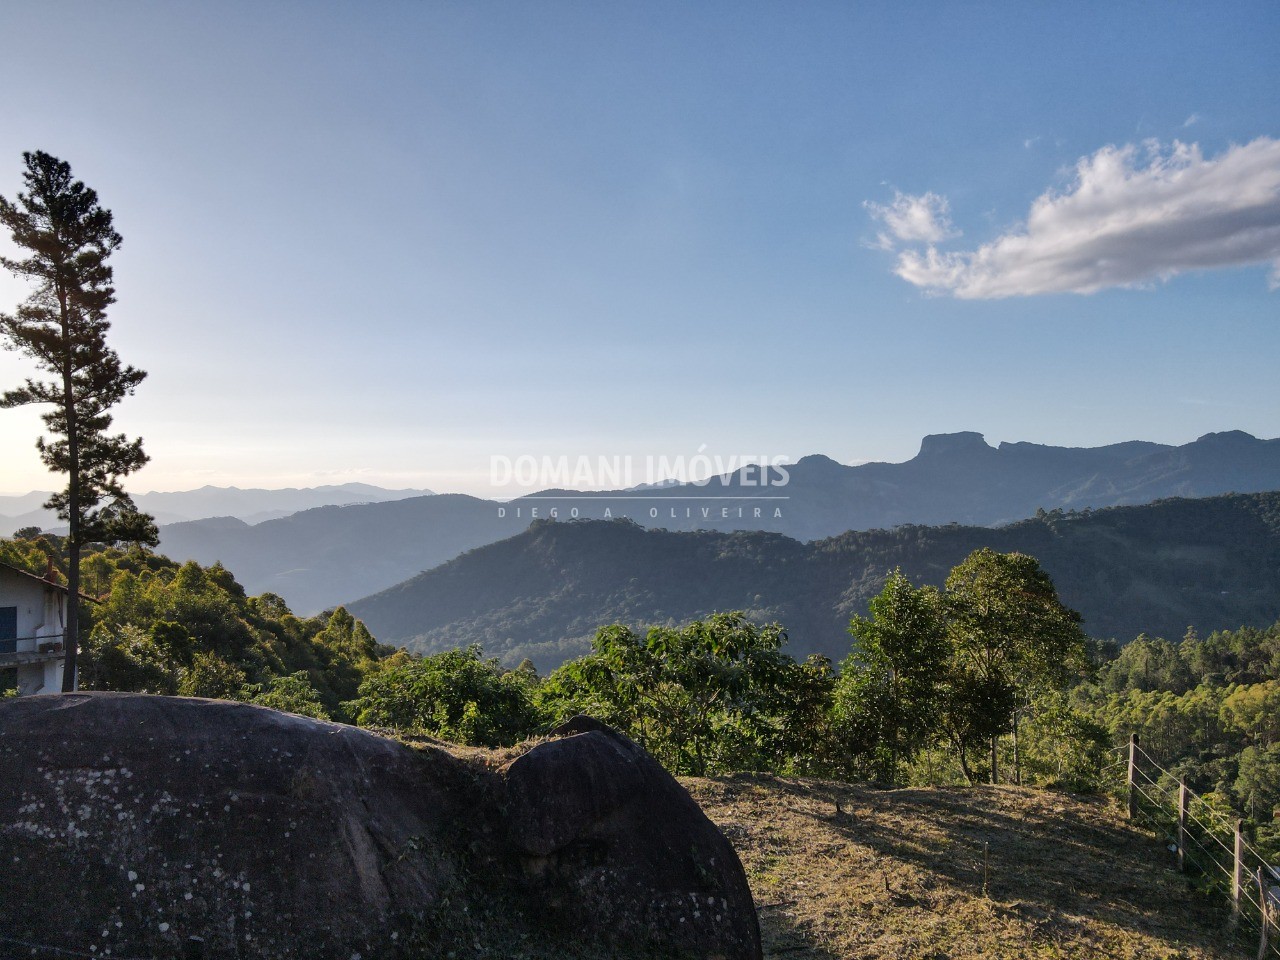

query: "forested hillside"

left=350, top=491, right=1280, bottom=668
left=151, top=431, right=1280, bottom=614
left=157, top=493, right=522, bottom=613
left=6, top=525, right=1278, bottom=864
left=0, top=535, right=390, bottom=720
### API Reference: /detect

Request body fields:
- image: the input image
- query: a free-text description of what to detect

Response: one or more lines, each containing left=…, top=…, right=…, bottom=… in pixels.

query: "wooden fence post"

left=1233, top=819, right=1245, bottom=921
left=1257, top=865, right=1269, bottom=960
left=1176, top=782, right=1187, bottom=873
left=1127, top=734, right=1140, bottom=820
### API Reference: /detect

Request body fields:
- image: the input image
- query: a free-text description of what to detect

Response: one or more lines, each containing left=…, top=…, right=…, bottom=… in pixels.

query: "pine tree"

left=0, top=151, right=154, bottom=691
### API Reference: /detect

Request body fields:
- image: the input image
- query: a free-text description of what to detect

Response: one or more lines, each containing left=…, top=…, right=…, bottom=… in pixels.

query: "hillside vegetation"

left=3, top=529, right=1275, bottom=956
left=351, top=491, right=1280, bottom=668
left=152, top=431, right=1280, bottom=614
left=7, top=525, right=1280, bottom=857
left=157, top=493, right=517, bottom=614
left=688, top=774, right=1241, bottom=960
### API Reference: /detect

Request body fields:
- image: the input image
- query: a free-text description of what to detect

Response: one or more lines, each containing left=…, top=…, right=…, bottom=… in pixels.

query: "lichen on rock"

left=0, top=694, right=760, bottom=960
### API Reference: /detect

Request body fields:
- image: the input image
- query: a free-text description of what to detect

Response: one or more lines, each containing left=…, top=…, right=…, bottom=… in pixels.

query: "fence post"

left=1257, top=865, right=1269, bottom=960
left=1127, top=734, right=1140, bottom=820
left=1176, top=782, right=1187, bottom=872
left=1233, top=819, right=1245, bottom=921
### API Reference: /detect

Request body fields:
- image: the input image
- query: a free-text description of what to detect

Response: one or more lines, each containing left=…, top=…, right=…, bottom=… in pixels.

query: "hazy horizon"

left=2, top=3, right=1277, bottom=499
left=1, top=426, right=1275, bottom=501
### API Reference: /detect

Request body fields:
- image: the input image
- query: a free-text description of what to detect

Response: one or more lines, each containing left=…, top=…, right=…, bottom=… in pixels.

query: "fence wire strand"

left=1121, top=736, right=1279, bottom=956
left=1179, top=830, right=1232, bottom=878
left=1186, top=815, right=1240, bottom=861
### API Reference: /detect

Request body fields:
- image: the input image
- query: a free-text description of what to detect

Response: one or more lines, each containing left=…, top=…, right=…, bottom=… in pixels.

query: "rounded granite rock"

left=0, top=693, right=761, bottom=960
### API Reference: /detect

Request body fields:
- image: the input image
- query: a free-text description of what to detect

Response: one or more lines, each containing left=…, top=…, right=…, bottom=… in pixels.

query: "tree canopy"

left=4, top=527, right=1274, bottom=860
left=538, top=613, right=832, bottom=776
left=833, top=570, right=948, bottom=784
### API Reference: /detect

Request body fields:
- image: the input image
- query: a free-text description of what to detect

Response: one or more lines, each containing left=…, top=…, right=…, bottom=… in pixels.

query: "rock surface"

left=504, top=716, right=761, bottom=959
left=0, top=693, right=761, bottom=960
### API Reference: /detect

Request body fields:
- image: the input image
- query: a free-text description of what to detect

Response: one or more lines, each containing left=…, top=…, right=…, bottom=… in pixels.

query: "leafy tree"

left=178, top=651, right=249, bottom=699
left=1014, top=689, right=1109, bottom=792
left=1235, top=744, right=1280, bottom=822
left=346, top=646, right=541, bottom=746
left=0, top=152, right=154, bottom=689
left=937, top=668, right=1017, bottom=784
left=941, top=549, right=1089, bottom=783
left=80, top=623, right=176, bottom=695
left=768, top=653, right=837, bottom=775
left=832, top=570, right=947, bottom=784
left=1220, top=680, right=1280, bottom=747
left=310, top=605, right=382, bottom=700
left=1096, top=634, right=1194, bottom=695
left=96, top=496, right=160, bottom=554
left=540, top=613, right=827, bottom=775
left=149, top=620, right=195, bottom=668
left=245, top=671, right=330, bottom=720
left=1073, top=619, right=1280, bottom=846
left=75, top=547, right=385, bottom=716
left=0, top=528, right=63, bottom=579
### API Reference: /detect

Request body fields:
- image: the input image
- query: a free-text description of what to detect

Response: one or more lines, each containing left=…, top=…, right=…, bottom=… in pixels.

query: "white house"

left=0, top=561, right=72, bottom=695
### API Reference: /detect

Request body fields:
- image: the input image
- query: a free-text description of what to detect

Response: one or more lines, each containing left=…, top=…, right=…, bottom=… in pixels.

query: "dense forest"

left=3, top=527, right=1277, bottom=863
left=1, top=531, right=391, bottom=720
left=351, top=491, right=1280, bottom=669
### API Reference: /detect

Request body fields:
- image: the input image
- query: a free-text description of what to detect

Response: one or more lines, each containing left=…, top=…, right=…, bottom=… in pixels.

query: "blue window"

left=0, top=606, right=16, bottom=655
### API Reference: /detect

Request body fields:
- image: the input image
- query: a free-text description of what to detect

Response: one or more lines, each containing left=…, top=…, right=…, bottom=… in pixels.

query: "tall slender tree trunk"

left=990, top=735, right=998, bottom=784
left=956, top=737, right=973, bottom=784
left=1012, top=710, right=1022, bottom=786
left=59, top=287, right=79, bottom=693
left=63, top=523, right=79, bottom=690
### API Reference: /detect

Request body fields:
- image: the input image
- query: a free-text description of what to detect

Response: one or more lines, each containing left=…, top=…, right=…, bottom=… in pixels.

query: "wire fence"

left=1108, top=735, right=1280, bottom=959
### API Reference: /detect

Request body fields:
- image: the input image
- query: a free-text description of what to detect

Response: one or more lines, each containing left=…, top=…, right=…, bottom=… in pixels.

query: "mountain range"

left=157, top=494, right=513, bottom=613
left=348, top=491, right=1280, bottom=671
left=154, top=430, right=1280, bottom=613
left=539, top=429, right=1280, bottom=541
left=0, top=482, right=434, bottom=532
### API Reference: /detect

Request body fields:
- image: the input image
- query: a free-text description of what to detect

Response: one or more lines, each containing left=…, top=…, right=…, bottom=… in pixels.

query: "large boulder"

left=0, top=693, right=760, bottom=960
left=503, top=716, right=761, bottom=959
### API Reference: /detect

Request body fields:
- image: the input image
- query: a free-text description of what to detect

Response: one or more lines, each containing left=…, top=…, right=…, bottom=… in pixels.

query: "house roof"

left=0, top=561, right=101, bottom=603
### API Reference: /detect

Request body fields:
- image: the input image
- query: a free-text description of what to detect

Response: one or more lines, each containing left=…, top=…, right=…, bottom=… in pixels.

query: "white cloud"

left=874, top=137, right=1280, bottom=299
left=1183, top=113, right=1200, bottom=127
left=864, top=190, right=959, bottom=246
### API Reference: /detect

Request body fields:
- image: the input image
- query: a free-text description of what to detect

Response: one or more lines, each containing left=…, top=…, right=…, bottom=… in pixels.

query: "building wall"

left=0, top=569, right=51, bottom=640
left=0, top=567, right=67, bottom=694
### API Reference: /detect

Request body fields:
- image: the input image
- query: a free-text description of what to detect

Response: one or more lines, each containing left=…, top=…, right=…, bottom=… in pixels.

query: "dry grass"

left=685, top=774, right=1248, bottom=960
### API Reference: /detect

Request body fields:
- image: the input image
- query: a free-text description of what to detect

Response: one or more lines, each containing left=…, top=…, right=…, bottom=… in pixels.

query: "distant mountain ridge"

left=152, top=430, right=1280, bottom=613
left=157, top=494, right=515, bottom=613
left=563, top=429, right=1279, bottom=541
left=0, top=482, right=434, bottom=531
left=348, top=491, right=1280, bottom=671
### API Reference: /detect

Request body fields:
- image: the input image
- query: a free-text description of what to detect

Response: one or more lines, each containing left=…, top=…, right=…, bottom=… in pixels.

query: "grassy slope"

left=685, top=775, right=1244, bottom=960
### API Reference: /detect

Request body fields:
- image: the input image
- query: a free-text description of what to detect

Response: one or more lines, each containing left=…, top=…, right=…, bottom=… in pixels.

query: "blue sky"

left=1, top=1, right=1277, bottom=496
